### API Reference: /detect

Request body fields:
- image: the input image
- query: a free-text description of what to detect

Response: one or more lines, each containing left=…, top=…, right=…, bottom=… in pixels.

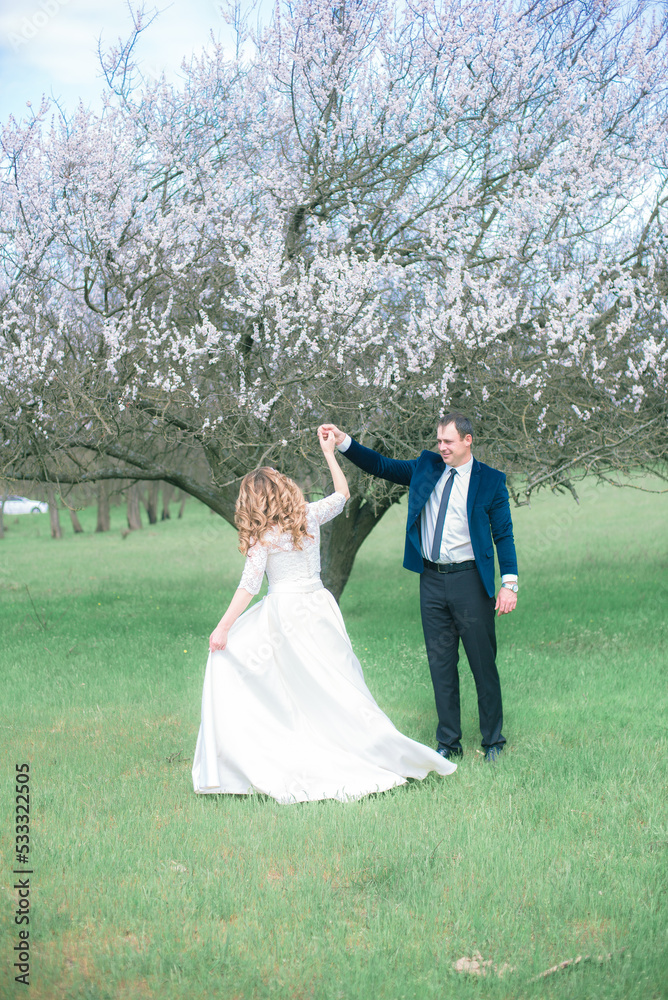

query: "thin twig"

left=25, top=585, right=48, bottom=631
left=428, top=837, right=446, bottom=863
left=533, top=948, right=627, bottom=980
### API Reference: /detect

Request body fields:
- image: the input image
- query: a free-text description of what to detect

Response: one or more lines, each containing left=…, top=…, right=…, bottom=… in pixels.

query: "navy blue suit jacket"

left=343, top=438, right=518, bottom=599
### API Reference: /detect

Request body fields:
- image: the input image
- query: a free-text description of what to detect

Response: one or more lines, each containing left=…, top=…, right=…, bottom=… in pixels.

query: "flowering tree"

left=1, top=0, right=666, bottom=597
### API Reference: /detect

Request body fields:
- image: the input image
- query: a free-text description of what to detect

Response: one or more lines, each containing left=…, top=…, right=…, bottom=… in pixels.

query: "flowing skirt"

left=192, top=581, right=456, bottom=803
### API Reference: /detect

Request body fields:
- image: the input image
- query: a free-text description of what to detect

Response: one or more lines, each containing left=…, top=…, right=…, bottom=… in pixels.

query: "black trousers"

left=419, top=564, right=505, bottom=751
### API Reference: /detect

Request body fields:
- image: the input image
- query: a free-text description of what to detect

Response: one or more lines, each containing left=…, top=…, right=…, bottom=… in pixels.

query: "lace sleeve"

left=307, top=491, right=347, bottom=526
left=238, top=541, right=268, bottom=596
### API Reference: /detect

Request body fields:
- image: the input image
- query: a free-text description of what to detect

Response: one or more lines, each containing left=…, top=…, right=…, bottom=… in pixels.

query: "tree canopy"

left=1, top=0, right=667, bottom=594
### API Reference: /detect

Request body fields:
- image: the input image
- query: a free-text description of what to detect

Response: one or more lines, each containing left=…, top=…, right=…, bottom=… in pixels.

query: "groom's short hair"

left=438, top=412, right=474, bottom=439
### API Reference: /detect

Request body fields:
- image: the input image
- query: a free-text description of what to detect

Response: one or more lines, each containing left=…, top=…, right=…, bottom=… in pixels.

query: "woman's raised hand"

left=318, top=426, right=337, bottom=453
left=317, top=425, right=350, bottom=498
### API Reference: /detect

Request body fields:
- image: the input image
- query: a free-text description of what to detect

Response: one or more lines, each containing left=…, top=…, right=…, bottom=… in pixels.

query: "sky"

left=0, top=0, right=269, bottom=125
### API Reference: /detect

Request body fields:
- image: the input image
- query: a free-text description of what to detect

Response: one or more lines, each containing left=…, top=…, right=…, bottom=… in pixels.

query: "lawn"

left=1, top=479, right=666, bottom=999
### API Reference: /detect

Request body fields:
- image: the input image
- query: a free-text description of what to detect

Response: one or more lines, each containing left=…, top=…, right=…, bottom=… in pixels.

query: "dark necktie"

left=430, top=468, right=456, bottom=562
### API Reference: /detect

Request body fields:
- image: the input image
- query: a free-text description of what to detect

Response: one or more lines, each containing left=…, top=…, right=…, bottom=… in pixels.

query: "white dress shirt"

left=421, top=457, right=475, bottom=563
left=337, top=435, right=517, bottom=584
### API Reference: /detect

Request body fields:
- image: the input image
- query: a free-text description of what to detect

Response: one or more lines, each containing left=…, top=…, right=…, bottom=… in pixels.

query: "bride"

left=191, top=428, right=457, bottom=803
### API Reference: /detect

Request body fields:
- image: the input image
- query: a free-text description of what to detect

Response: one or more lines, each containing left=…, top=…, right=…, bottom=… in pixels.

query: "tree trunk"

left=126, top=483, right=143, bottom=530
left=46, top=484, right=62, bottom=539
left=177, top=491, right=187, bottom=518
left=161, top=483, right=174, bottom=520
left=145, top=480, right=159, bottom=524
left=320, top=495, right=397, bottom=602
left=0, top=499, right=4, bottom=539
left=68, top=508, right=84, bottom=533
left=96, top=480, right=111, bottom=532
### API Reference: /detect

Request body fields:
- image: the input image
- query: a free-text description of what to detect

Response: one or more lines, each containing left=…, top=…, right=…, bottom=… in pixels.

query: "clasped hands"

left=317, top=424, right=339, bottom=453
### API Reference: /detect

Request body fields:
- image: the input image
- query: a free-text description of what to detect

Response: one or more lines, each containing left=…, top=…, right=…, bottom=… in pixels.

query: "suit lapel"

left=409, top=453, right=444, bottom=522
left=466, top=458, right=482, bottom=525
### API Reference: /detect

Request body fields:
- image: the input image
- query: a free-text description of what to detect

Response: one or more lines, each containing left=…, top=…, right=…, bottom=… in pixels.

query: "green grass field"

left=1, top=480, right=666, bottom=1000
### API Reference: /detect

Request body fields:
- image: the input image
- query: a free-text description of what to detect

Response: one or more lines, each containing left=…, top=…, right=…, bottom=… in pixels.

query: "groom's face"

left=437, top=423, right=472, bottom=467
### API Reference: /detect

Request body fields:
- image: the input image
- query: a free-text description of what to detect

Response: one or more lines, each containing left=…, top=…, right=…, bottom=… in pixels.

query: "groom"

left=318, top=414, right=518, bottom=762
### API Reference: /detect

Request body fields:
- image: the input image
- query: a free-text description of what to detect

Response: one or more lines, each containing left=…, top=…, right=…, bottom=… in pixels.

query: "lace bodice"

left=238, top=492, right=347, bottom=595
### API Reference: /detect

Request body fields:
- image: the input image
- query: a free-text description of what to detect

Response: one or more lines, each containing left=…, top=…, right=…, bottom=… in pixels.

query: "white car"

left=1, top=495, right=49, bottom=515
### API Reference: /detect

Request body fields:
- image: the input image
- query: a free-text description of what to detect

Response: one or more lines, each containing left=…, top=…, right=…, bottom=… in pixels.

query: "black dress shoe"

left=484, top=745, right=503, bottom=763
left=436, top=745, right=463, bottom=761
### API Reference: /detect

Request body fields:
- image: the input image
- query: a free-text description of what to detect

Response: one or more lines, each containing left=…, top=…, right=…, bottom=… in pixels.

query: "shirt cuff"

left=337, top=434, right=352, bottom=453
left=501, top=574, right=518, bottom=583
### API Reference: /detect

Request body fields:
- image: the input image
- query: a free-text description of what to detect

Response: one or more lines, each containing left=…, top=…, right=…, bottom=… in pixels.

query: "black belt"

left=423, top=558, right=475, bottom=574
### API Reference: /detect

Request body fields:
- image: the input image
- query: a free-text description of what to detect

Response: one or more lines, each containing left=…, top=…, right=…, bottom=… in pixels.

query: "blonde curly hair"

left=235, top=467, right=313, bottom=555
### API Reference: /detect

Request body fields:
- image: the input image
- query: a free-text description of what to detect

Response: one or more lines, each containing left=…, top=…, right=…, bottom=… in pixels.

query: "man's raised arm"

left=317, top=424, right=416, bottom=486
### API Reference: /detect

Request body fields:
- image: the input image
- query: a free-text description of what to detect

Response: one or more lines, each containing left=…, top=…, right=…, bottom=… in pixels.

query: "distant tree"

left=67, top=507, right=84, bottom=533
left=1, top=0, right=666, bottom=596
left=126, top=483, right=143, bottom=531
left=144, top=480, right=159, bottom=524
left=46, top=485, right=62, bottom=539
left=96, top=481, right=111, bottom=532
left=161, top=484, right=175, bottom=520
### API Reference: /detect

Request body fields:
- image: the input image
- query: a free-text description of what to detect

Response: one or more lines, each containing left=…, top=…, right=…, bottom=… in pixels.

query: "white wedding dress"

left=192, top=492, right=457, bottom=803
